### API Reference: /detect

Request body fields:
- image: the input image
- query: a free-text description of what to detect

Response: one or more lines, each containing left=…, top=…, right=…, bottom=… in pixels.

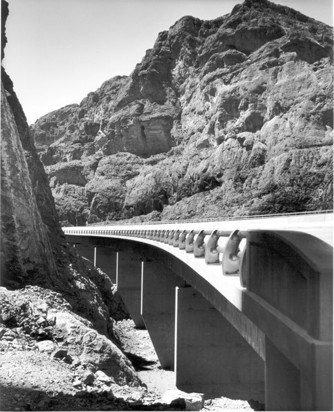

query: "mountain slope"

left=31, top=0, right=333, bottom=225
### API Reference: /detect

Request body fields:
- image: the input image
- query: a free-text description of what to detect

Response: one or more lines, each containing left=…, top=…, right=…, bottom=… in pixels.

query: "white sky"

left=3, top=0, right=333, bottom=124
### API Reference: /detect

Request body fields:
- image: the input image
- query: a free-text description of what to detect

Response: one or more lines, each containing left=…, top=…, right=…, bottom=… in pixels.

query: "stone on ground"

left=161, top=389, right=204, bottom=410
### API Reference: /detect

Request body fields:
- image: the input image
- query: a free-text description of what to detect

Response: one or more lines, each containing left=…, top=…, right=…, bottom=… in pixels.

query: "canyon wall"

left=1, top=0, right=128, bottom=341
left=31, top=0, right=333, bottom=225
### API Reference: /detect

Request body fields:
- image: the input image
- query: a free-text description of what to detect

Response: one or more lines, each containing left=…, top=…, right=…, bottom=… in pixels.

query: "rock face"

left=31, top=0, right=333, bottom=225
left=1, top=0, right=128, bottom=343
left=0, top=286, right=139, bottom=386
left=0, top=286, right=140, bottom=385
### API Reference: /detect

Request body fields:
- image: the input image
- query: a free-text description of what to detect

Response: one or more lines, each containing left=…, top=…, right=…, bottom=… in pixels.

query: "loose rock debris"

left=0, top=287, right=259, bottom=410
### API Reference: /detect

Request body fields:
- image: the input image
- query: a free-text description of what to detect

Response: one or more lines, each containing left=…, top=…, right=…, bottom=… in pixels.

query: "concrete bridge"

left=63, top=212, right=333, bottom=411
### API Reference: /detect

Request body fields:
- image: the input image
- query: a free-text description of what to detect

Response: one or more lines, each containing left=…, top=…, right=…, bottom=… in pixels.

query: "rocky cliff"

left=31, top=0, right=333, bottom=225
left=1, top=0, right=128, bottom=345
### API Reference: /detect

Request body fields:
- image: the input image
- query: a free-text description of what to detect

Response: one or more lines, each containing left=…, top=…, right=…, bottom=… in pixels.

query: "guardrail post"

left=185, top=231, right=195, bottom=253
left=179, top=230, right=187, bottom=250
left=164, top=230, right=169, bottom=244
left=173, top=230, right=180, bottom=247
left=205, top=230, right=220, bottom=264
left=194, top=230, right=205, bottom=258
left=168, top=231, right=175, bottom=245
left=222, top=229, right=245, bottom=275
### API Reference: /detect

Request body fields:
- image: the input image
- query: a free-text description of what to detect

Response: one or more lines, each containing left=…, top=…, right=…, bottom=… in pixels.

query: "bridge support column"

left=117, top=251, right=144, bottom=328
left=69, top=239, right=116, bottom=282
left=265, top=337, right=333, bottom=411
left=265, top=338, right=300, bottom=411
left=74, top=242, right=94, bottom=263
left=175, top=286, right=264, bottom=401
left=141, top=259, right=186, bottom=370
left=94, top=246, right=116, bottom=282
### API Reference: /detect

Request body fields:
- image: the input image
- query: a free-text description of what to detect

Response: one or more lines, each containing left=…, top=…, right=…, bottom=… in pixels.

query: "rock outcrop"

left=0, top=286, right=139, bottom=386
left=31, top=0, right=333, bottom=225
left=1, top=0, right=129, bottom=343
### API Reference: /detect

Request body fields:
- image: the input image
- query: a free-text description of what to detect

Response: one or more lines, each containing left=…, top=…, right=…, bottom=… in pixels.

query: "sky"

left=3, top=0, right=333, bottom=124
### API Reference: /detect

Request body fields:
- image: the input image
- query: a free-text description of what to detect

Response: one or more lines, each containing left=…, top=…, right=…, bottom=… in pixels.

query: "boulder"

left=161, top=389, right=204, bottom=411
left=36, top=340, right=56, bottom=353
left=54, top=311, right=139, bottom=386
left=95, top=370, right=114, bottom=384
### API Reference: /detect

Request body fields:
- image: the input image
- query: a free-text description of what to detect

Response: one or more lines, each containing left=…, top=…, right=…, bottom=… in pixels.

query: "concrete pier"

left=94, top=246, right=116, bottom=282
left=141, top=258, right=186, bottom=369
left=116, top=250, right=144, bottom=328
left=74, top=242, right=94, bottom=263
left=265, top=338, right=300, bottom=411
left=175, top=286, right=265, bottom=401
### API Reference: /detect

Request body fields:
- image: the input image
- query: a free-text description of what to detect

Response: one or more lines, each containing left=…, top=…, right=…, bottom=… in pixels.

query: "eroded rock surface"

left=1, top=0, right=129, bottom=343
left=31, top=0, right=333, bottom=225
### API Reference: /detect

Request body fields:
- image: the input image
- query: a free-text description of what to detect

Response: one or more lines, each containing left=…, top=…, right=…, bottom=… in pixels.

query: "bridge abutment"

left=175, top=286, right=265, bottom=402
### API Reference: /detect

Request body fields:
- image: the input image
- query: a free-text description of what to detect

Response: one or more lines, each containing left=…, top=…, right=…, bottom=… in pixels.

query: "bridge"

left=63, top=212, right=333, bottom=411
